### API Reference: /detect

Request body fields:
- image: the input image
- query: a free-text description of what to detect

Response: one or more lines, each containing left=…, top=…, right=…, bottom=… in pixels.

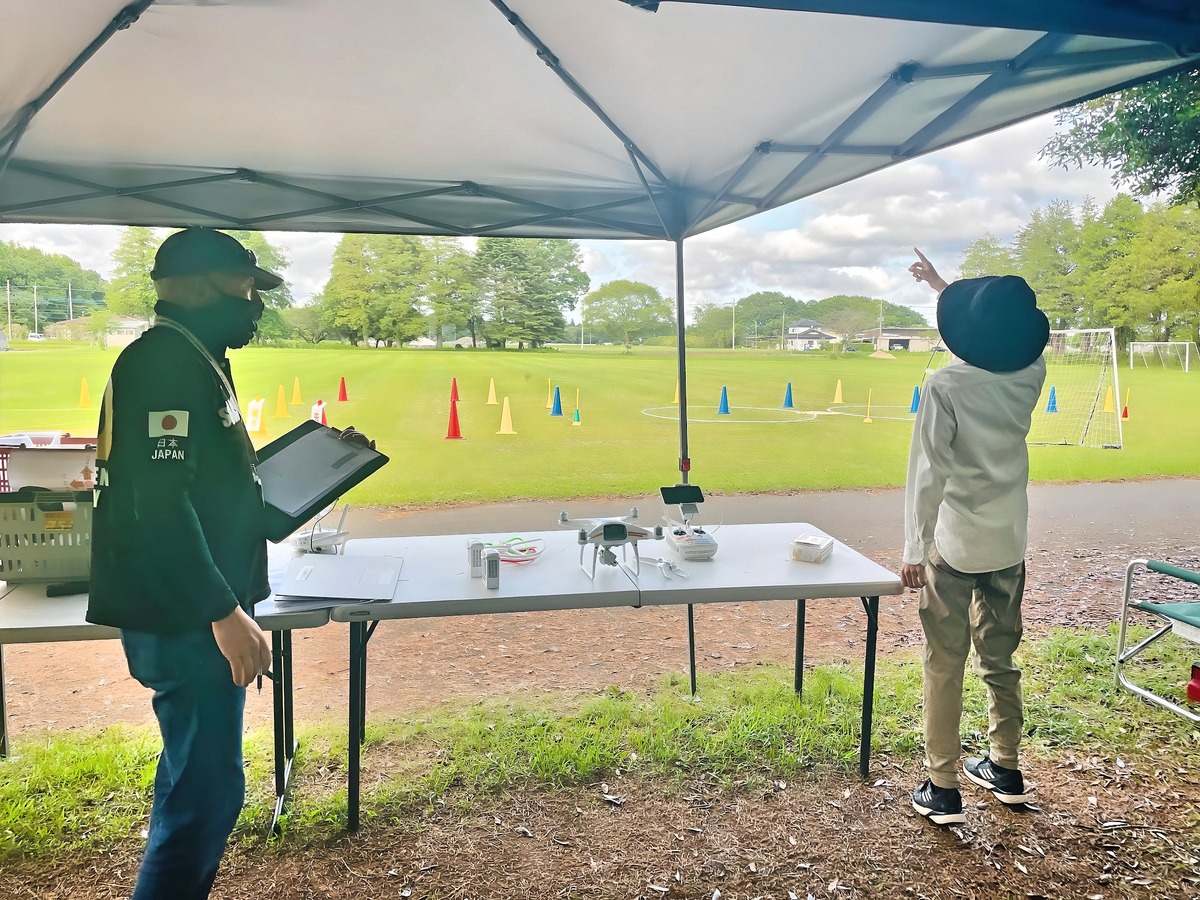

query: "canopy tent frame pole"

left=0, top=1, right=155, bottom=181
left=895, top=33, right=1073, bottom=160
left=0, top=170, right=242, bottom=218
left=641, top=0, right=1200, bottom=49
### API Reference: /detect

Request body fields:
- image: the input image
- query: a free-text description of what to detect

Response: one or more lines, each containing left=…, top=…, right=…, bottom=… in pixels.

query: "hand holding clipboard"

left=256, top=421, right=388, bottom=542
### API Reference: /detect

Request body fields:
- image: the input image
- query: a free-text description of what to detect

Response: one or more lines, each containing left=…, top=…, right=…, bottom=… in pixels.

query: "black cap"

left=936, top=275, right=1050, bottom=373
left=151, top=228, right=283, bottom=290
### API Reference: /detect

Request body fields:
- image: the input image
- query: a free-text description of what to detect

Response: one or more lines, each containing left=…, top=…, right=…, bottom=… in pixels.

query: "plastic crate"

left=0, top=489, right=92, bottom=583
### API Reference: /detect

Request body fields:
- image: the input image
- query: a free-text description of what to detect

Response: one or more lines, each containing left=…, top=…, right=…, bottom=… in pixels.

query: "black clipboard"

left=256, top=420, right=389, bottom=542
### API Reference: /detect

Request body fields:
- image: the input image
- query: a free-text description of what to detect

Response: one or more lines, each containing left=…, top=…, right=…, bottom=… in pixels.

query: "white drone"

left=558, top=507, right=664, bottom=579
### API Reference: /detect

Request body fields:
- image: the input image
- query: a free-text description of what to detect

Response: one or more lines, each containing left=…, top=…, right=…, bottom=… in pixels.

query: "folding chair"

left=1116, top=559, right=1200, bottom=724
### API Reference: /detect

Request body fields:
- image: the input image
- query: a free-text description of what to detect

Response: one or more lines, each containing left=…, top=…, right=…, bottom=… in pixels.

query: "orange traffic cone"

left=311, top=400, right=328, bottom=425
left=445, top=399, right=463, bottom=440
left=337, top=376, right=348, bottom=402
left=450, top=377, right=460, bottom=402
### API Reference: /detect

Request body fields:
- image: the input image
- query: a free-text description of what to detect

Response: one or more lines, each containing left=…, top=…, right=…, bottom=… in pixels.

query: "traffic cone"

left=545, top=378, right=553, bottom=409
left=833, top=379, right=843, bottom=404
left=782, top=382, right=794, bottom=409
left=909, top=385, right=920, bottom=414
left=273, top=385, right=288, bottom=418
left=864, top=388, right=874, bottom=424
left=1122, top=387, right=1130, bottom=420
left=291, top=376, right=302, bottom=405
left=673, top=380, right=679, bottom=404
left=572, top=388, right=581, bottom=426
left=486, top=378, right=498, bottom=405
left=311, top=400, right=328, bottom=425
left=497, top=397, right=516, bottom=435
left=78, top=377, right=91, bottom=408
left=549, top=386, right=563, bottom=417
left=1046, top=386, right=1058, bottom=413
left=717, top=386, right=730, bottom=415
left=450, top=377, right=460, bottom=403
left=1103, top=385, right=1115, bottom=413
left=445, top=399, right=463, bottom=440
left=337, top=376, right=348, bottom=402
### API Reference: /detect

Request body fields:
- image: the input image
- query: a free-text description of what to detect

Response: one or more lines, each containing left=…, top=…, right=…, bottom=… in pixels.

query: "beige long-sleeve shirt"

left=903, top=356, right=1047, bottom=573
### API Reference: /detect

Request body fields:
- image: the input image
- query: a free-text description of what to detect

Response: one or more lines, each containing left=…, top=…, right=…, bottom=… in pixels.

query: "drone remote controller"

left=660, top=484, right=719, bottom=560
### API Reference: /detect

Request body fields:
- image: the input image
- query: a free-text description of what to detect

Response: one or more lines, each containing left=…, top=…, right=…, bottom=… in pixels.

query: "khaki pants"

left=920, top=545, right=1025, bottom=789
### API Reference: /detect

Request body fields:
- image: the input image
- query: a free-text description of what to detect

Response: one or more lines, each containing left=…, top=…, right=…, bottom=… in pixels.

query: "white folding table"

left=327, top=523, right=901, bottom=830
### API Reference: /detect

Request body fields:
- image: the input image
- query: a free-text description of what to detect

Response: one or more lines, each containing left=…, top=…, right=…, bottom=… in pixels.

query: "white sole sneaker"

left=912, top=798, right=967, bottom=825
left=963, top=767, right=1030, bottom=805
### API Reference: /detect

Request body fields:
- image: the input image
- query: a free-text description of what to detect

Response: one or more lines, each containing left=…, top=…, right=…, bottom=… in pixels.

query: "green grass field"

left=1, top=342, right=1196, bottom=505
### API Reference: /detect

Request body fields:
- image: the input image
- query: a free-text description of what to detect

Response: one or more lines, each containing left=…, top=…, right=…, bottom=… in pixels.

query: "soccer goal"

left=1128, top=340, right=1198, bottom=373
left=927, top=327, right=1123, bottom=449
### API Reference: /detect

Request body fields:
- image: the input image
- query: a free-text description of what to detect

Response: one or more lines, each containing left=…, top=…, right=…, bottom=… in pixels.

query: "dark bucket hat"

left=936, top=275, right=1049, bottom=373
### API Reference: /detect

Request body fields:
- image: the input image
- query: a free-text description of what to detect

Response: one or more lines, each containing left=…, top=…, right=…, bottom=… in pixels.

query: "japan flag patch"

left=149, top=410, right=190, bottom=438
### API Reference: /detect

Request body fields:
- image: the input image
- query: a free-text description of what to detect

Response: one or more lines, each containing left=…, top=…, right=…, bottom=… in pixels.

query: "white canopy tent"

left=2, top=0, right=1198, bottom=476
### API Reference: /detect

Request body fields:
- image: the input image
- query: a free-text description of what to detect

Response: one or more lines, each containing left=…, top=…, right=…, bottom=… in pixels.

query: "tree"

left=959, top=232, right=1017, bottom=278
left=421, top=236, right=476, bottom=347
left=107, top=226, right=160, bottom=320
left=732, top=291, right=802, bottom=347
left=582, top=280, right=674, bottom=349
left=319, top=233, right=427, bottom=346
left=473, top=238, right=588, bottom=348
left=1044, top=69, right=1200, bottom=207
left=688, top=302, right=736, bottom=348
left=0, top=240, right=106, bottom=330
left=281, top=304, right=334, bottom=344
left=1014, top=200, right=1081, bottom=329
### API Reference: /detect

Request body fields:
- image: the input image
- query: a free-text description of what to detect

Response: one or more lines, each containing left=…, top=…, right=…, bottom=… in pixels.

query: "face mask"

left=214, top=291, right=264, bottom=350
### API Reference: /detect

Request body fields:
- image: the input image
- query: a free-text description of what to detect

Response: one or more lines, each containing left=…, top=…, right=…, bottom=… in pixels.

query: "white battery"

left=789, top=533, right=834, bottom=563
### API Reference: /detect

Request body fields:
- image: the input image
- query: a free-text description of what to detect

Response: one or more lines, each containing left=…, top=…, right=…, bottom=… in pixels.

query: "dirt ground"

left=3, top=483, right=1200, bottom=898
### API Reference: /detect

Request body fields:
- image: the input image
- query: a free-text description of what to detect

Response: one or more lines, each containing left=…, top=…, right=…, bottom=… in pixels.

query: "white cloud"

left=2, top=113, right=1126, bottom=323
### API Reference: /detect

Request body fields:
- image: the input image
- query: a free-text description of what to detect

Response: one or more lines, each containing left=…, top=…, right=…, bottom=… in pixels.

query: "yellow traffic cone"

left=273, top=385, right=288, bottom=418
left=291, top=376, right=302, bottom=406
left=863, top=388, right=873, bottom=424
left=833, top=379, right=843, bottom=404
left=497, top=397, right=517, bottom=435
left=486, top=378, right=498, bottom=405
left=79, top=377, right=92, bottom=408
left=673, top=380, right=679, bottom=404
left=1103, top=385, right=1115, bottom=413
left=545, top=378, right=553, bottom=409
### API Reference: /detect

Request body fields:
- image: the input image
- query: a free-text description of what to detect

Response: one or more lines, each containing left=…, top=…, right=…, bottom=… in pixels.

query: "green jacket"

left=87, top=321, right=268, bottom=633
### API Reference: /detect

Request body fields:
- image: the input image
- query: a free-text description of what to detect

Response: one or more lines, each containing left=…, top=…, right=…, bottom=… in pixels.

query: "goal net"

left=928, top=328, right=1123, bottom=449
left=1128, top=341, right=1198, bottom=373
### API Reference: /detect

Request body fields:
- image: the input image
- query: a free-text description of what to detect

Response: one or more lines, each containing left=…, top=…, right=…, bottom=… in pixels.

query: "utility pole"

left=579, top=297, right=585, bottom=348
left=878, top=296, right=884, bottom=350
left=5, top=280, right=10, bottom=338
left=33, top=284, right=38, bottom=334
left=781, top=315, right=785, bottom=351
left=68, top=282, right=73, bottom=320
left=731, top=299, right=737, bottom=350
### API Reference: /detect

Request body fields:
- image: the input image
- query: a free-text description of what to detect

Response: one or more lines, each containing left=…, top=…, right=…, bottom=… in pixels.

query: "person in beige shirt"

left=902, top=248, right=1048, bottom=826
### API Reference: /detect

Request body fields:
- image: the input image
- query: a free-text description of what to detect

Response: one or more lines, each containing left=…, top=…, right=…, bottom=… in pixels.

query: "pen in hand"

left=257, top=668, right=275, bottom=694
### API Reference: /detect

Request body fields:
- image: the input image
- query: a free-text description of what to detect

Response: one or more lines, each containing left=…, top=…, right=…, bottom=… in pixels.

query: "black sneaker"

left=963, top=756, right=1030, bottom=805
left=912, top=779, right=967, bottom=825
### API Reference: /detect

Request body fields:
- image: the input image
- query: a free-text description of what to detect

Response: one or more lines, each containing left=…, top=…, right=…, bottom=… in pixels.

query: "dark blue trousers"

left=121, top=628, right=246, bottom=900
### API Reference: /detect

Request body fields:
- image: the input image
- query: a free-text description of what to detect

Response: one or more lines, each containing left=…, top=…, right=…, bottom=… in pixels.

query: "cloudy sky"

left=0, top=112, right=1122, bottom=326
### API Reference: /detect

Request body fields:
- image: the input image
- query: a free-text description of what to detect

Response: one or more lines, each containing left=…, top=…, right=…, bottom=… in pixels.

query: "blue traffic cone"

left=909, top=385, right=920, bottom=413
left=549, top=385, right=563, bottom=417
left=782, top=382, right=794, bottom=409
left=1046, top=386, right=1058, bottom=413
left=717, top=385, right=730, bottom=415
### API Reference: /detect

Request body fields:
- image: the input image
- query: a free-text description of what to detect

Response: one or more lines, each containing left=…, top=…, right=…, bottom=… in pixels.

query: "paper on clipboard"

left=256, top=421, right=388, bottom=540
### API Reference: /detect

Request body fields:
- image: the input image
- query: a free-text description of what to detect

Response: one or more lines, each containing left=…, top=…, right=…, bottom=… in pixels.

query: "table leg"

left=348, top=620, right=365, bottom=832
left=0, top=644, right=7, bottom=758
left=794, top=598, right=806, bottom=697
left=687, top=603, right=697, bottom=696
left=858, top=596, right=880, bottom=779
left=268, top=629, right=299, bottom=835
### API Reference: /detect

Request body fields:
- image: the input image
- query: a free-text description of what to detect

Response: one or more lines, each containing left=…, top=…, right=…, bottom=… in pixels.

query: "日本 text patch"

left=149, top=410, right=189, bottom=438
